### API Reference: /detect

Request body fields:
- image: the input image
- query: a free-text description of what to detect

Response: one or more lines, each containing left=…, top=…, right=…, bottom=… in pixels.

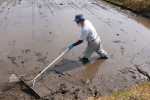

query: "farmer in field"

left=68, top=14, right=108, bottom=60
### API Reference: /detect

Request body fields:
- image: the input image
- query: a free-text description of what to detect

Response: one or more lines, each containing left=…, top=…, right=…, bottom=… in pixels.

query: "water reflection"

left=81, top=59, right=106, bottom=82
left=130, top=16, right=150, bottom=29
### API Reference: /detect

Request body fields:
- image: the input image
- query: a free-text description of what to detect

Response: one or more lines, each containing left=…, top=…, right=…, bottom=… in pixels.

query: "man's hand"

left=68, top=44, right=74, bottom=50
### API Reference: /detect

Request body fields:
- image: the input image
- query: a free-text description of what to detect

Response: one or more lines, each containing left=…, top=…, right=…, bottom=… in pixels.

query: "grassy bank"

left=87, top=82, right=150, bottom=100
left=103, top=0, right=150, bottom=18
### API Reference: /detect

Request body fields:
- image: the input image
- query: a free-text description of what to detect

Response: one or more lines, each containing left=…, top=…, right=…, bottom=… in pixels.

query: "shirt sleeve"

left=72, top=40, right=83, bottom=46
left=79, top=28, right=88, bottom=41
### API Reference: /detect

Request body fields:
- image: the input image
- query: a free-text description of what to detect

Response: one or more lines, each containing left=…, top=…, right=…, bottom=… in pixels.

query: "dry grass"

left=104, top=0, right=150, bottom=15
left=123, top=0, right=150, bottom=12
left=86, top=82, right=150, bottom=100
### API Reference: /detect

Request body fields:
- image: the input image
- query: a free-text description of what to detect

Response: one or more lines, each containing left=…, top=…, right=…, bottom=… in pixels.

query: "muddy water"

left=0, top=0, right=150, bottom=99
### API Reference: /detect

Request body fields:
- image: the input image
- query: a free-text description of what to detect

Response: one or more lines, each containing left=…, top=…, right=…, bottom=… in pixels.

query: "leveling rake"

left=19, top=48, right=69, bottom=99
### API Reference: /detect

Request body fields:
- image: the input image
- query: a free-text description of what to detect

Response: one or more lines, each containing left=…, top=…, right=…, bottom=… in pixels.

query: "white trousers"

left=83, top=36, right=107, bottom=58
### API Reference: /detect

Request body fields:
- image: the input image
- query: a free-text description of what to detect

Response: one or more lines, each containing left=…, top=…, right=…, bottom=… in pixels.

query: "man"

left=68, top=14, right=108, bottom=60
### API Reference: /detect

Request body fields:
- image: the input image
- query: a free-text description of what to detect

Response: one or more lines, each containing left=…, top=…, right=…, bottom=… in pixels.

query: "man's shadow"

left=37, top=57, right=106, bottom=83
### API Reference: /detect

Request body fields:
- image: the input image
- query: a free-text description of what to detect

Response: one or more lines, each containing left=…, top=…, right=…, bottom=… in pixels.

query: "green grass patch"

left=111, top=90, right=127, bottom=96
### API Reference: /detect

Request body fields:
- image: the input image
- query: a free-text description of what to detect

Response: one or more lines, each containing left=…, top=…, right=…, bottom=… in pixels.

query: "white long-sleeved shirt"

left=79, top=20, right=98, bottom=42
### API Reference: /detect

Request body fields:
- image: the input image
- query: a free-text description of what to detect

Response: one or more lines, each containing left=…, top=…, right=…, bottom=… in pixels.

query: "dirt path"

left=0, top=0, right=150, bottom=99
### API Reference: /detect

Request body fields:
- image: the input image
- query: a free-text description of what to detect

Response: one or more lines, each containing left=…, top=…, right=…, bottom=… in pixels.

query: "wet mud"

left=0, top=0, right=150, bottom=100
